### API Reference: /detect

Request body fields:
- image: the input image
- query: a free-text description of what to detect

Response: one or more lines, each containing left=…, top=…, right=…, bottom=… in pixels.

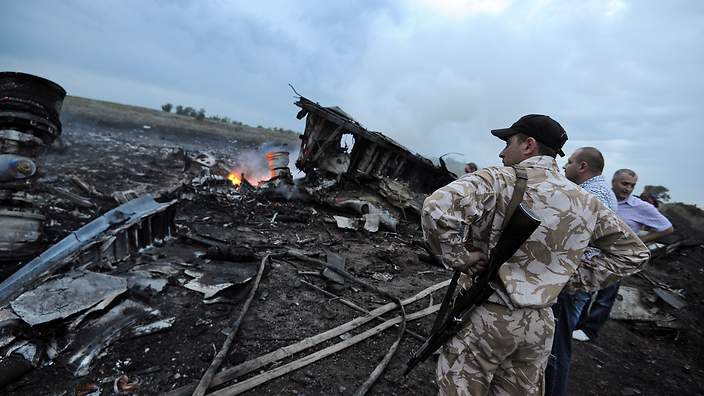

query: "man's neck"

left=578, top=172, right=601, bottom=185
left=617, top=194, right=632, bottom=203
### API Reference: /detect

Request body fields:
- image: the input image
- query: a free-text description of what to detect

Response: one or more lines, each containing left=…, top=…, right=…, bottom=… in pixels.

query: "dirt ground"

left=3, top=109, right=704, bottom=395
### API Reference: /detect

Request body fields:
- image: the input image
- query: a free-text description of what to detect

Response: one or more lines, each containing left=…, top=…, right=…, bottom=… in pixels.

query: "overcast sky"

left=2, top=0, right=702, bottom=205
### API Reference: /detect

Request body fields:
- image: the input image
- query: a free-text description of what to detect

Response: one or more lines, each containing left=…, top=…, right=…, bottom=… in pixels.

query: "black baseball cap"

left=491, top=114, right=568, bottom=157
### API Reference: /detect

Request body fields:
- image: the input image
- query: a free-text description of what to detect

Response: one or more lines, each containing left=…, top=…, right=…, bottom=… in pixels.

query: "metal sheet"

left=0, top=194, right=176, bottom=306
left=333, top=216, right=358, bottom=230
left=10, top=271, right=127, bottom=326
left=183, top=261, right=258, bottom=300
left=62, top=299, right=163, bottom=377
left=610, top=286, right=677, bottom=322
left=653, top=287, right=687, bottom=310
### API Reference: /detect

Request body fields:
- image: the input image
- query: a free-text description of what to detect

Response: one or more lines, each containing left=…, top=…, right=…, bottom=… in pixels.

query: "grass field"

left=62, top=96, right=301, bottom=146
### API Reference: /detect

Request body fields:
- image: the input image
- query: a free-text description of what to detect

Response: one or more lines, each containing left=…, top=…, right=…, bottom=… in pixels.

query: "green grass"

left=62, top=96, right=301, bottom=145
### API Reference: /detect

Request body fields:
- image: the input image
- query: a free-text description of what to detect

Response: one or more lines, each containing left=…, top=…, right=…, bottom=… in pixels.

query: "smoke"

left=228, top=149, right=270, bottom=184
left=229, top=142, right=303, bottom=184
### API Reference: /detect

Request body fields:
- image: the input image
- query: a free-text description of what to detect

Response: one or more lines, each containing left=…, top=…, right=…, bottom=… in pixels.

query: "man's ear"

left=579, top=161, right=589, bottom=172
left=523, top=137, right=539, bottom=155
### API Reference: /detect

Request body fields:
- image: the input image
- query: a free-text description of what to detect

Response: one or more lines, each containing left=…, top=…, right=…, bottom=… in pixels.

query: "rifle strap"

left=430, top=167, right=526, bottom=334
left=487, top=166, right=528, bottom=308
left=501, top=166, right=528, bottom=230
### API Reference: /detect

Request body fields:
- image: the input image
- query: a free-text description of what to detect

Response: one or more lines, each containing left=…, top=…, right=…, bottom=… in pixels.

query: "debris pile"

left=294, top=96, right=456, bottom=218
left=0, top=88, right=462, bottom=394
left=0, top=72, right=66, bottom=264
left=294, top=97, right=456, bottom=196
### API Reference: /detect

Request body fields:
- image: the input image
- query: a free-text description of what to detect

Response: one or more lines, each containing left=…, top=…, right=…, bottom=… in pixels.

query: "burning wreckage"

left=0, top=73, right=461, bottom=394
left=0, top=73, right=699, bottom=395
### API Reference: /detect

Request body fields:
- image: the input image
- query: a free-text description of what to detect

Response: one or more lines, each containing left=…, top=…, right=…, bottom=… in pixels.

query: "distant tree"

left=196, top=108, right=206, bottom=121
left=161, top=103, right=173, bottom=113
left=642, top=185, right=671, bottom=203
left=208, top=115, right=230, bottom=123
left=183, top=107, right=196, bottom=117
left=175, top=105, right=184, bottom=115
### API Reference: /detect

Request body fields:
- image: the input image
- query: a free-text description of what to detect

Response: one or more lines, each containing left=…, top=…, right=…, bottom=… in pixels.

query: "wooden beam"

left=299, top=279, right=426, bottom=342
left=209, top=304, right=440, bottom=396
left=164, top=280, right=448, bottom=396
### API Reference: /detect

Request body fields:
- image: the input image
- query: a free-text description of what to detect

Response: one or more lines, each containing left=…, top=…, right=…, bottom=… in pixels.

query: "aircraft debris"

left=610, top=286, right=677, bottom=324
left=0, top=72, right=66, bottom=261
left=0, top=341, right=41, bottom=388
left=0, top=194, right=176, bottom=306
left=61, top=299, right=168, bottom=377
left=653, top=287, right=687, bottom=310
left=10, top=270, right=127, bottom=326
left=294, top=96, right=455, bottom=197
left=183, top=260, right=260, bottom=301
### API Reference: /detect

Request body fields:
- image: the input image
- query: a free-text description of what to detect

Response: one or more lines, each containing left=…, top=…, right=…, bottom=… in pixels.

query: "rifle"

left=404, top=202, right=540, bottom=375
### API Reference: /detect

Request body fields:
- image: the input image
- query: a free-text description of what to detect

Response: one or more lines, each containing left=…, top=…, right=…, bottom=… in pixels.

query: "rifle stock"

left=404, top=203, right=540, bottom=375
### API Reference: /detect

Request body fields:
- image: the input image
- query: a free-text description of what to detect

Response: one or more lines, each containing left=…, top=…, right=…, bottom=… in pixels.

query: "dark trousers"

left=546, top=282, right=622, bottom=396
left=545, top=291, right=583, bottom=396
left=577, top=281, right=621, bottom=339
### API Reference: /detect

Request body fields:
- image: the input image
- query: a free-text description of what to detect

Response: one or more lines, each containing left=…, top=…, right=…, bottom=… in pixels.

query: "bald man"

left=545, top=147, right=617, bottom=396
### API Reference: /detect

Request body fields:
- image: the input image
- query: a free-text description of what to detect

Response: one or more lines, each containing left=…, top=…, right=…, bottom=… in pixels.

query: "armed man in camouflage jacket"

left=422, top=115, right=649, bottom=396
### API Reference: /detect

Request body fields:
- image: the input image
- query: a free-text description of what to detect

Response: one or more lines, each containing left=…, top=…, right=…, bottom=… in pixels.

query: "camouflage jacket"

left=422, top=155, right=649, bottom=308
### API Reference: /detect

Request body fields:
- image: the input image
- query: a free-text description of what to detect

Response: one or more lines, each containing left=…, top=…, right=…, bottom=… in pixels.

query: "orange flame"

left=227, top=172, right=241, bottom=186
left=227, top=167, right=269, bottom=187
